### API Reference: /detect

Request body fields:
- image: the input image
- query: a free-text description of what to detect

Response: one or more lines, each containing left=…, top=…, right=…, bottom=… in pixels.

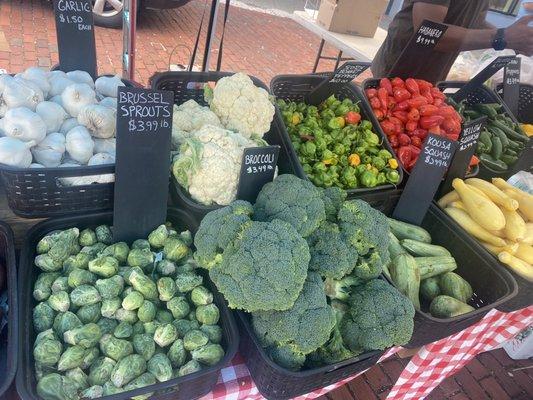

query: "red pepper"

left=421, top=89, right=434, bottom=104
left=398, top=133, right=411, bottom=146
left=345, top=111, right=361, bottom=125
left=407, top=108, right=420, bottom=121
left=380, top=120, right=396, bottom=136
left=415, top=79, right=433, bottom=91
left=374, top=109, right=385, bottom=121
left=437, top=105, right=458, bottom=119
left=389, top=135, right=399, bottom=147
left=407, top=96, right=428, bottom=108
left=395, top=101, right=410, bottom=111
left=392, top=111, right=408, bottom=124
left=447, top=133, right=460, bottom=141
left=428, top=125, right=442, bottom=135
left=442, top=118, right=461, bottom=136
left=419, top=104, right=440, bottom=116
left=410, top=145, right=421, bottom=157
left=411, top=136, right=422, bottom=148
left=370, top=97, right=381, bottom=110
left=420, top=115, right=445, bottom=130
left=397, top=146, right=412, bottom=166
left=406, top=120, right=418, bottom=132
left=388, top=97, right=397, bottom=110
left=393, top=88, right=411, bottom=102
left=377, top=87, right=389, bottom=111
left=406, top=156, right=418, bottom=172
left=365, top=88, right=377, bottom=99
left=405, top=78, right=420, bottom=95
left=430, top=87, right=445, bottom=100
left=433, top=97, right=444, bottom=107
left=412, top=129, right=428, bottom=140
left=391, top=77, right=405, bottom=87
left=380, top=78, right=393, bottom=95
left=470, top=155, right=480, bottom=166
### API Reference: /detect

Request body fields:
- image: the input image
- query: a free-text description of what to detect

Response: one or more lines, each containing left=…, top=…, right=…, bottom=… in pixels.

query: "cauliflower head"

left=206, top=73, right=275, bottom=139
left=171, top=99, right=222, bottom=149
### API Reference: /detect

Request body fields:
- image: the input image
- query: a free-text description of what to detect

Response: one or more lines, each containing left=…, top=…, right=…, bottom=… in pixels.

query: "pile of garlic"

left=0, top=67, right=124, bottom=186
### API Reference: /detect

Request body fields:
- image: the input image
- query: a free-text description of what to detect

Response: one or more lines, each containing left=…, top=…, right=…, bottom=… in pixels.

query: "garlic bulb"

left=99, top=97, right=117, bottom=109
left=87, top=152, right=115, bottom=183
left=2, top=107, right=47, bottom=143
left=59, top=118, right=80, bottom=134
left=48, top=70, right=67, bottom=80
left=36, top=101, right=68, bottom=133
left=61, top=83, right=97, bottom=118
left=66, top=71, right=95, bottom=88
left=77, top=104, right=116, bottom=139
left=95, top=75, right=125, bottom=97
left=31, top=132, right=66, bottom=167
left=49, top=95, right=64, bottom=107
left=3, top=78, right=44, bottom=111
left=58, top=162, right=89, bottom=187
left=94, top=138, right=116, bottom=156
left=65, top=126, right=94, bottom=164
left=20, top=67, right=51, bottom=98
left=0, top=137, right=36, bottom=168
left=48, top=75, right=75, bottom=98
left=0, top=74, right=14, bottom=117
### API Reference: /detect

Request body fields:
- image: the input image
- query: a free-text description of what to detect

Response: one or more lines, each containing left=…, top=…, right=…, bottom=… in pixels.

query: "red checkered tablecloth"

left=201, top=306, right=532, bottom=400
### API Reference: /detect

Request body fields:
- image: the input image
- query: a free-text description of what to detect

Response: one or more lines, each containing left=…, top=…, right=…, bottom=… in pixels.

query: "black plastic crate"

left=496, top=83, right=533, bottom=124
left=0, top=77, right=138, bottom=219
left=361, top=190, right=518, bottom=347
left=150, top=71, right=299, bottom=221
left=270, top=74, right=404, bottom=196
left=0, top=222, right=17, bottom=398
left=16, top=208, right=239, bottom=400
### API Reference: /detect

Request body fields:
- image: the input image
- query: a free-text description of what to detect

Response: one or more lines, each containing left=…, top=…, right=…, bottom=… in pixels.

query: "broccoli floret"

left=340, top=279, right=415, bottom=352
left=267, top=345, right=306, bottom=371
left=194, top=201, right=253, bottom=269
left=320, top=187, right=347, bottom=222
left=252, top=272, right=335, bottom=355
left=254, top=174, right=326, bottom=238
left=324, top=274, right=364, bottom=301
left=209, top=219, right=309, bottom=312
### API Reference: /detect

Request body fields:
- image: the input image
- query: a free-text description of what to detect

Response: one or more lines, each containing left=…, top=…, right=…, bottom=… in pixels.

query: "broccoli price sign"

left=503, top=57, right=521, bottom=116
left=237, top=145, right=280, bottom=202
left=53, top=0, right=97, bottom=78
left=114, top=87, right=174, bottom=243
left=393, top=134, right=457, bottom=225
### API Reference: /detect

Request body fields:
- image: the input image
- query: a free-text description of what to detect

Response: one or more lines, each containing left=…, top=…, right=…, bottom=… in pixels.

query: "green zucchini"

left=401, top=239, right=451, bottom=257
left=490, top=126, right=510, bottom=149
left=491, top=120, right=529, bottom=143
left=474, top=103, right=500, bottom=118
left=479, top=154, right=508, bottom=171
left=420, top=277, right=441, bottom=302
left=439, top=272, right=473, bottom=303
left=429, top=295, right=475, bottom=318
left=491, top=136, right=503, bottom=159
left=415, top=256, right=457, bottom=279
left=388, top=232, right=406, bottom=259
left=479, top=130, right=492, bottom=152
left=507, top=140, right=521, bottom=151
left=388, top=218, right=431, bottom=243
left=390, top=253, right=420, bottom=310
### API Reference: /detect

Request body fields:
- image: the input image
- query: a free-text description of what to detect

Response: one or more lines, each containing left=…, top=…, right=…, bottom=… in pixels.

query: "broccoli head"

left=267, top=345, right=306, bottom=371
left=194, top=201, right=253, bottom=269
left=340, top=279, right=415, bottom=352
left=254, top=174, right=326, bottom=238
left=324, top=274, right=364, bottom=301
left=320, top=187, right=347, bottom=222
left=252, top=272, right=335, bottom=355
left=209, top=219, right=309, bottom=312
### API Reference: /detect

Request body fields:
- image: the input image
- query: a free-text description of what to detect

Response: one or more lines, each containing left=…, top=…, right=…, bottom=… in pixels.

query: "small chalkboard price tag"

left=113, top=87, right=174, bottom=243
left=237, top=145, right=280, bottom=202
left=53, top=0, right=97, bottom=78
left=388, top=20, right=448, bottom=79
left=452, top=55, right=515, bottom=102
left=392, top=134, right=457, bottom=225
left=305, top=62, right=370, bottom=105
left=503, top=57, right=521, bottom=116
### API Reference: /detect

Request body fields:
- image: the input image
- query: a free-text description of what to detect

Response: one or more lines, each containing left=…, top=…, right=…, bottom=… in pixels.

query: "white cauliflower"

left=206, top=73, right=274, bottom=139
left=171, top=99, right=221, bottom=149
left=172, top=124, right=259, bottom=206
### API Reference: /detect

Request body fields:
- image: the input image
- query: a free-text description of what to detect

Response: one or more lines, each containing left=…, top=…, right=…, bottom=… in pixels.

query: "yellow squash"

left=500, top=207, right=527, bottom=242
left=438, top=191, right=459, bottom=208
left=504, top=189, right=533, bottom=222
left=515, top=244, right=533, bottom=265
left=498, top=252, right=533, bottom=282
left=465, top=178, right=518, bottom=211
left=445, top=207, right=506, bottom=247
left=481, top=241, right=519, bottom=256
left=523, top=223, right=533, bottom=245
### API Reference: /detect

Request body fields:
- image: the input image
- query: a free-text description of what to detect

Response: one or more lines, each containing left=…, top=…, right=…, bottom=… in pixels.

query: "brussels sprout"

left=81, top=243, right=107, bottom=258
left=37, top=233, right=59, bottom=254
left=33, top=302, right=56, bottom=333
left=35, top=254, right=63, bottom=272
left=175, top=273, right=202, bottom=293
left=36, top=373, right=78, bottom=400
left=111, top=354, right=147, bottom=387
left=122, top=286, right=134, bottom=299
left=132, top=333, right=156, bottom=361
left=200, top=325, right=222, bottom=344
left=70, top=284, right=101, bottom=307
left=67, top=268, right=96, bottom=289
left=100, top=298, right=121, bottom=319
left=102, top=380, right=124, bottom=395
left=129, top=268, right=158, bottom=300
left=163, top=237, right=189, bottom=263
left=51, top=277, right=69, bottom=293
left=53, top=311, right=83, bottom=337
left=176, top=263, right=196, bottom=276
left=167, top=339, right=187, bottom=368
left=122, top=290, right=144, bottom=311
left=80, top=385, right=104, bottom=399
left=101, top=242, right=130, bottom=264
left=77, top=303, right=101, bottom=324
left=81, top=347, right=100, bottom=370
left=88, top=356, right=116, bottom=386
left=115, top=308, right=139, bottom=324
left=58, top=345, right=87, bottom=371
left=156, top=310, right=174, bottom=324
left=34, top=272, right=62, bottom=301
left=191, top=344, right=224, bottom=366
left=147, top=353, right=173, bottom=383
left=127, top=248, right=155, bottom=270
left=137, top=300, right=157, bottom=323
left=156, top=260, right=176, bottom=277
left=79, top=228, right=97, bottom=247
left=177, top=360, right=201, bottom=377
left=143, top=321, right=161, bottom=335
left=64, top=323, right=102, bottom=348
left=196, top=304, right=220, bottom=325
left=95, top=225, right=113, bottom=245
left=65, top=367, right=89, bottom=390
left=154, top=324, right=178, bottom=348
left=172, top=319, right=199, bottom=337
left=118, top=267, right=133, bottom=285
left=100, top=334, right=133, bottom=361
left=114, top=322, right=133, bottom=339
left=48, top=228, right=80, bottom=263
left=34, top=339, right=62, bottom=367
left=191, top=286, right=213, bottom=306
left=132, top=239, right=150, bottom=250
left=157, top=277, right=177, bottom=302
left=166, top=296, right=190, bottom=320
left=132, top=321, right=145, bottom=335
left=123, top=372, right=157, bottom=391
left=183, top=330, right=209, bottom=351
left=148, top=225, right=169, bottom=249
left=97, top=317, right=118, bottom=335
left=63, top=252, right=92, bottom=272
left=35, top=329, right=58, bottom=347
left=88, top=256, right=119, bottom=278
left=94, top=275, right=124, bottom=300
left=179, top=230, right=193, bottom=247
left=47, top=291, right=70, bottom=313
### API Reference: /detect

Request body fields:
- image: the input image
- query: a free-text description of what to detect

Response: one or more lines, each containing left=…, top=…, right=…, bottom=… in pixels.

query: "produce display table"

left=292, top=10, right=387, bottom=72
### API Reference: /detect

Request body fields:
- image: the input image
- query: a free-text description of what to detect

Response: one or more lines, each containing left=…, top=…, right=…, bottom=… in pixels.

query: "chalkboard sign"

left=388, top=20, right=448, bottom=79
left=113, top=87, right=174, bottom=243
left=503, top=57, right=521, bottom=116
left=440, top=116, right=486, bottom=195
left=392, top=134, right=457, bottom=225
left=452, top=56, right=515, bottom=102
left=305, top=62, right=370, bottom=105
left=237, top=145, right=280, bottom=202
left=53, top=0, right=97, bottom=78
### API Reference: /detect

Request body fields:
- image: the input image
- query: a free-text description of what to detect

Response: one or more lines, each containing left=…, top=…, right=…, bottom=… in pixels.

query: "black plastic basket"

left=496, top=83, right=533, bottom=124
left=16, top=208, right=239, bottom=400
left=270, top=74, right=404, bottom=196
left=150, top=71, right=299, bottom=221
left=0, top=222, right=17, bottom=398
left=361, top=190, right=518, bottom=348
left=0, top=77, right=139, bottom=219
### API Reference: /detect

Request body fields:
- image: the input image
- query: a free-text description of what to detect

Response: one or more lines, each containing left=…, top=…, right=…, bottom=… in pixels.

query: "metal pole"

left=122, top=0, right=137, bottom=81
left=202, top=0, right=220, bottom=72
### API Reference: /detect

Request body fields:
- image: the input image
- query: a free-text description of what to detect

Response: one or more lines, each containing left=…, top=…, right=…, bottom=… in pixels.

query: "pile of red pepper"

left=366, top=77, right=465, bottom=172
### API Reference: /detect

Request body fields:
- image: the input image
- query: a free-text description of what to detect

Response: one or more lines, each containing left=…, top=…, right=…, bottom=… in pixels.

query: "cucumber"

left=439, top=272, right=473, bottom=303
left=491, top=136, right=503, bottom=159
left=401, top=239, right=451, bottom=257
left=415, top=257, right=457, bottom=279
left=490, top=126, right=510, bottom=149
left=388, top=232, right=406, bottom=259
left=390, top=253, right=420, bottom=310
left=420, top=277, right=441, bottom=302
left=429, top=295, right=475, bottom=318
left=388, top=218, right=431, bottom=243
left=479, top=154, right=508, bottom=172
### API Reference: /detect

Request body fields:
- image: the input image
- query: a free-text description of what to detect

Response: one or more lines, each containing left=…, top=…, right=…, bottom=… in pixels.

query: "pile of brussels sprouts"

left=31, top=224, right=225, bottom=400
